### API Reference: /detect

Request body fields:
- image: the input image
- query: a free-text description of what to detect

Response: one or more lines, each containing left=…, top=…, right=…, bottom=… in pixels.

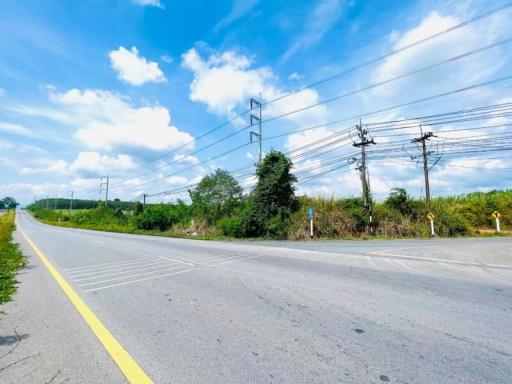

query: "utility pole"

left=249, top=96, right=262, bottom=164
left=411, top=125, right=436, bottom=207
left=69, top=191, right=74, bottom=214
left=143, top=193, right=147, bottom=209
left=352, top=120, right=376, bottom=233
left=100, top=176, right=109, bottom=207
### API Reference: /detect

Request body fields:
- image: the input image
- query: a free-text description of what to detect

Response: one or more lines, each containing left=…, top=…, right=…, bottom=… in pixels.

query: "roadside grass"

left=0, top=211, right=26, bottom=305
left=30, top=213, right=235, bottom=241
left=29, top=209, right=507, bottom=242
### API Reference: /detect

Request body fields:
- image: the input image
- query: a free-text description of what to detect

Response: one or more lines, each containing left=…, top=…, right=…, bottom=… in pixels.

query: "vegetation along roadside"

left=0, top=210, right=26, bottom=305
left=27, top=151, right=511, bottom=240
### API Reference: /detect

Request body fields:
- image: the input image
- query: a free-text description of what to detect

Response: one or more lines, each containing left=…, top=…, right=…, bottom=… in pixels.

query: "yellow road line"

left=18, top=227, right=153, bottom=384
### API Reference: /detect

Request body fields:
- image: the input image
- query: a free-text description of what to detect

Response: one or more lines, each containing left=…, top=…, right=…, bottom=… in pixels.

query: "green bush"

left=0, top=212, right=25, bottom=304
left=217, top=217, right=245, bottom=237
left=133, top=205, right=177, bottom=231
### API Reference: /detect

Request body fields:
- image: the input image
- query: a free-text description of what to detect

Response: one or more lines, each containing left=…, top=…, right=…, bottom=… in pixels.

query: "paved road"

left=1, top=212, right=511, bottom=383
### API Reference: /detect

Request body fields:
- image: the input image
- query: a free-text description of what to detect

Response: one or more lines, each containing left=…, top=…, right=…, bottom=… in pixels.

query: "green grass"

left=0, top=211, right=26, bottom=304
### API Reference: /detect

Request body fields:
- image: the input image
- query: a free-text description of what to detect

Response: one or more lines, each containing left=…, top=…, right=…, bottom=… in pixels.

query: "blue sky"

left=1, top=0, right=511, bottom=205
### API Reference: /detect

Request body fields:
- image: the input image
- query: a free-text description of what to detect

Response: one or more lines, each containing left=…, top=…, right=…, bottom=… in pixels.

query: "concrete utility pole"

left=143, top=193, right=147, bottom=208
left=411, top=125, right=436, bottom=207
left=69, top=191, right=74, bottom=213
left=352, top=120, right=376, bottom=233
left=249, top=96, right=263, bottom=164
left=100, top=176, right=109, bottom=207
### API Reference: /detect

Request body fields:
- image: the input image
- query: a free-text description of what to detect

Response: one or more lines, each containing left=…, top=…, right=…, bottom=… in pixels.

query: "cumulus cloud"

left=19, top=160, right=68, bottom=175
left=45, top=88, right=194, bottom=151
left=182, top=48, right=273, bottom=116
left=18, top=152, right=136, bottom=177
left=181, top=47, right=327, bottom=126
left=109, top=46, right=166, bottom=86
left=68, top=152, right=136, bottom=176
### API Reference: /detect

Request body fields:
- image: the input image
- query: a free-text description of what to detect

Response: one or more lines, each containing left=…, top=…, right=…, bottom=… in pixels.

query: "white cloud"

left=282, top=0, right=346, bottom=61
left=214, top=0, right=259, bottom=32
left=69, top=152, right=136, bottom=175
left=18, top=152, right=136, bottom=177
left=166, top=176, right=188, bottom=185
left=20, top=160, right=68, bottom=175
left=371, top=11, right=508, bottom=98
left=160, top=55, right=173, bottom=63
left=109, top=46, right=166, bottom=86
left=173, top=154, right=199, bottom=164
left=0, top=122, right=33, bottom=137
left=0, top=182, right=69, bottom=205
left=288, top=72, right=302, bottom=81
left=132, top=0, right=163, bottom=8
left=182, top=48, right=273, bottom=117
left=44, top=88, right=194, bottom=151
left=181, top=48, right=327, bottom=126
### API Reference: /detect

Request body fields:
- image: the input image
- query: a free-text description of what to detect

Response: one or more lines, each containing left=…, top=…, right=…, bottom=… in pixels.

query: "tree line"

left=27, top=151, right=511, bottom=238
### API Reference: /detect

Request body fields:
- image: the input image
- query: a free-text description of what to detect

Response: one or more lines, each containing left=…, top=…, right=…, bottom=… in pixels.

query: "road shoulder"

left=0, top=225, right=126, bottom=383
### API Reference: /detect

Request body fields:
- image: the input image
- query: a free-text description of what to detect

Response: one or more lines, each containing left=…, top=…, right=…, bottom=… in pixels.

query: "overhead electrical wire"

left=106, top=5, right=512, bottom=186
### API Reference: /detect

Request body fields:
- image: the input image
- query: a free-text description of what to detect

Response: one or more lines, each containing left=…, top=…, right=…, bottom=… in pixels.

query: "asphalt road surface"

left=1, top=211, right=511, bottom=383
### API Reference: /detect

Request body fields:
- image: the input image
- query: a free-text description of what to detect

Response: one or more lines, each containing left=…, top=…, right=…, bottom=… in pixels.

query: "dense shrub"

left=133, top=205, right=177, bottom=231
left=287, top=197, right=357, bottom=239
left=0, top=212, right=25, bottom=303
left=217, top=217, right=245, bottom=237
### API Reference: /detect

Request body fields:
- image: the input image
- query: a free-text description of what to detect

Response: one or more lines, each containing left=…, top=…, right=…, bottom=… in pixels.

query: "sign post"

left=308, top=208, right=314, bottom=238
left=492, top=211, right=501, bottom=233
left=427, top=212, right=435, bottom=236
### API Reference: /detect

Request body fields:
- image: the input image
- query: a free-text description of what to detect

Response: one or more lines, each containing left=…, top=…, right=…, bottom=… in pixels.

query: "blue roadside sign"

left=308, top=207, right=314, bottom=220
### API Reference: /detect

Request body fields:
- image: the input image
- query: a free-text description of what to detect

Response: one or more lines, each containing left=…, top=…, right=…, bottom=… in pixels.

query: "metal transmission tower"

left=351, top=120, right=376, bottom=233
left=249, top=96, right=262, bottom=164
left=100, top=176, right=109, bottom=206
left=410, top=125, right=439, bottom=207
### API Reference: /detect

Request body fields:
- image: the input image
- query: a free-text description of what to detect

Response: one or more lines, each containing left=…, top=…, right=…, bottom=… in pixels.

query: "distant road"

left=1, top=211, right=511, bottom=383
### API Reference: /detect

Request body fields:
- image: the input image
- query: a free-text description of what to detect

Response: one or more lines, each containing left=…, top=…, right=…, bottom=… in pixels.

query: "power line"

left=115, top=74, right=512, bottom=194
left=263, top=2, right=512, bottom=107
left=108, top=32, right=512, bottom=189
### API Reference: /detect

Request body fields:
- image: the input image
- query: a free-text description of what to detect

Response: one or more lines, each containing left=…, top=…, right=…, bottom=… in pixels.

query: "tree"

left=134, top=201, right=144, bottom=215
left=189, top=169, right=243, bottom=223
left=246, top=151, right=297, bottom=237
left=2, top=197, right=18, bottom=210
left=384, top=188, right=422, bottom=218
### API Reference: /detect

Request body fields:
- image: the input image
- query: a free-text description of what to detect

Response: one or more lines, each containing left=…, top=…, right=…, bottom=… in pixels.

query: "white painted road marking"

left=84, top=268, right=195, bottom=292
left=370, top=251, right=512, bottom=270
left=79, top=265, right=192, bottom=287
left=74, top=261, right=186, bottom=281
